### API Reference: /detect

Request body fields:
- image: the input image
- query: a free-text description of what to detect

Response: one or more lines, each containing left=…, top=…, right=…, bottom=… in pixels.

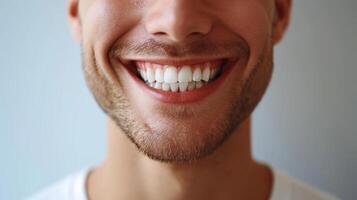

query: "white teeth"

left=202, top=67, right=210, bottom=82
left=147, top=68, right=155, bottom=83
left=170, top=83, right=179, bottom=92
left=155, top=67, right=164, bottom=83
left=195, top=81, right=203, bottom=89
left=154, top=82, right=162, bottom=89
left=188, top=82, right=195, bottom=91
left=192, top=67, right=202, bottom=81
left=178, top=66, right=192, bottom=83
left=138, top=61, right=223, bottom=92
left=162, top=83, right=170, bottom=91
left=179, top=82, right=188, bottom=92
left=164, top=66, right=178, bottom=83
left=139, top=69, right=148, bottom=81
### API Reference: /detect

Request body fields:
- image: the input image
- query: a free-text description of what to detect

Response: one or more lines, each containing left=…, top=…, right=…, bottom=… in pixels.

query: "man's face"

left=69, top=0, right=290, bottom=162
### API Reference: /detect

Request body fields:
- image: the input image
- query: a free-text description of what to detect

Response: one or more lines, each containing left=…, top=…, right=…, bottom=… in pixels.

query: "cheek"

left=81, top=0, right=139, bottom=61
left=211, top=1, right=273, bottom=91
left=215, top=1, right=272, bottom=67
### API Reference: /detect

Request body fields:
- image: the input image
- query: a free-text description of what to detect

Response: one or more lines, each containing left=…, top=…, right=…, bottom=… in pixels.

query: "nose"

left=144, top=0, right=213, bottom=42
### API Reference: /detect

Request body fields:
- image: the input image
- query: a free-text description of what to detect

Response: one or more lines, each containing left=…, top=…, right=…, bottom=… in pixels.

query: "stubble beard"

left=81, top=39, right=273, bottom=163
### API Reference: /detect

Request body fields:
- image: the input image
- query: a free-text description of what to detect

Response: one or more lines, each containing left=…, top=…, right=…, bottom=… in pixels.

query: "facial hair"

left=81, top=37, right=273, bottom=163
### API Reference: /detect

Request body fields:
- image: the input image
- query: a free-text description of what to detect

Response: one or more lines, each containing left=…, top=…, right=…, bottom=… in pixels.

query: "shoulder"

left=26, top=168, right=90, bottom=200
left=270, top=168, right=339, bottom=200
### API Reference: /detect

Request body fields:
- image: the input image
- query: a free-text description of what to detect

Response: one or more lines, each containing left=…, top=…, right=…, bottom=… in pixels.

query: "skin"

left=67, top=0, right=291, bottom=199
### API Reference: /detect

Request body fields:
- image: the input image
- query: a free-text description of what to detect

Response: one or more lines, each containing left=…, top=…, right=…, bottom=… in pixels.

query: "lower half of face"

left=82, top=39, right=273, bottom=162
left=80, top=0, right=274, bottom=162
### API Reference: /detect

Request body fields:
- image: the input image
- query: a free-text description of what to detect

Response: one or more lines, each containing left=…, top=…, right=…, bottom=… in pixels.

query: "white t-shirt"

left=27, top=167, right=338, bottom=200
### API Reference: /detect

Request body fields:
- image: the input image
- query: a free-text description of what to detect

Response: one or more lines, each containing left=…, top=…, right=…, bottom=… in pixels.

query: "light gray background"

left=0, top=0, right=356, bottom=199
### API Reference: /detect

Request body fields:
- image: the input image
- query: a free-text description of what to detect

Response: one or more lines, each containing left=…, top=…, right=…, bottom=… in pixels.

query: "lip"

left=130, top=58, right=226, bottom=67
left=117, top=58, right=238, bottom=104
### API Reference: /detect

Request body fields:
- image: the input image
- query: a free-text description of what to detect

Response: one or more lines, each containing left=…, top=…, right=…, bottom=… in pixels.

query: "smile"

left=136, top=60, right=224, bottom=92
left=120, top=58, right=238, bottom=104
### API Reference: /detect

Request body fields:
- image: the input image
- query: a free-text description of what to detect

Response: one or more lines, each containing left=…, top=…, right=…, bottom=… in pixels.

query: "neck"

left=88, top=116, right=273, bottom=200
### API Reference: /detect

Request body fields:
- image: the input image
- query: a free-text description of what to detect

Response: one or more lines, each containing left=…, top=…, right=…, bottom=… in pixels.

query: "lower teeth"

left=146, top=81, right=208, bottom=92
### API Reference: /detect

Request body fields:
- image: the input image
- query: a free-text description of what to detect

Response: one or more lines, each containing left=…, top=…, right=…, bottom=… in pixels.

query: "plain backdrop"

left=0, top=0, right=356, bottom=199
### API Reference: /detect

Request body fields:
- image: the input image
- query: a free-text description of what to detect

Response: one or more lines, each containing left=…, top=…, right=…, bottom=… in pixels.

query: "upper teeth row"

left=136, top=62, right=220, bottom=84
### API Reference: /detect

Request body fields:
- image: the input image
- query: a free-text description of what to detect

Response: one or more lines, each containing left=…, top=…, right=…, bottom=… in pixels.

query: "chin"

left=122, top=98, right=242, bottom=162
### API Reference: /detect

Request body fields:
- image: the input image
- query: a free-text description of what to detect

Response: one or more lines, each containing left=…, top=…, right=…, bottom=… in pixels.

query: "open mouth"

left=134, top=59, right=226, bottom=92
left=119, top=58, right=237, bottom=103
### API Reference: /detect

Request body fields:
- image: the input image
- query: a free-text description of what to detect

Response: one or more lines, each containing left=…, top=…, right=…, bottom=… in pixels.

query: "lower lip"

left=123, top=60, right=237, bottom=104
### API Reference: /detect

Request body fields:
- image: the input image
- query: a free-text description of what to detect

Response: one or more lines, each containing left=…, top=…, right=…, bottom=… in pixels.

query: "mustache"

left=110, top=38, right=249, bottom=60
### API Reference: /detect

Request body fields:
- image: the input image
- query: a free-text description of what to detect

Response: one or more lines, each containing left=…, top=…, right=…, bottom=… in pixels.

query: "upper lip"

left=120, top=57, right=236, bottom=66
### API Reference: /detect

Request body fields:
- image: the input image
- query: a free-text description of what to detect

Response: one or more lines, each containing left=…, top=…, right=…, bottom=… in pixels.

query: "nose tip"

left=144, top=1, right=213, bottom=42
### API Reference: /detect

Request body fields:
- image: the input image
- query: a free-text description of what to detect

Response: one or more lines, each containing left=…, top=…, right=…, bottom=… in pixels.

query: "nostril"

left=154, top=32, right=167, bottom=36
left=190, top=32, right=206, bottom=37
